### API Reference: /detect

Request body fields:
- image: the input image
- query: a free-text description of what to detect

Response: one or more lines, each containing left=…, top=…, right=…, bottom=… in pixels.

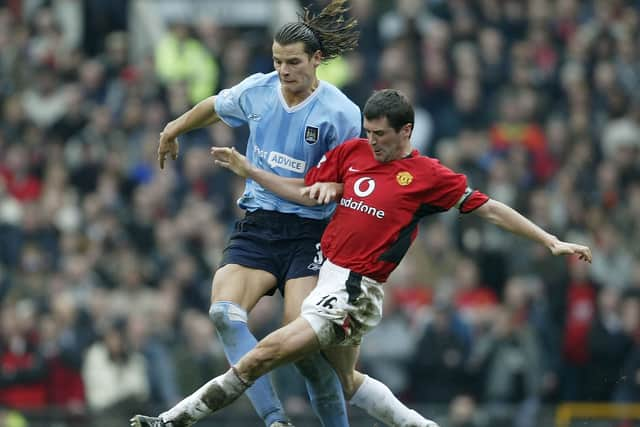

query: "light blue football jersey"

left=214, top=71, right=361, bottom=220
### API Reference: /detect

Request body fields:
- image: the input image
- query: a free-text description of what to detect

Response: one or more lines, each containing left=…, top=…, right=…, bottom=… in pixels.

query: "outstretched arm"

left=472, top=199, right=592, bottom=262
left=211, top=147, right=342, bottom=206
left=158, top=96, right=221, bottom=169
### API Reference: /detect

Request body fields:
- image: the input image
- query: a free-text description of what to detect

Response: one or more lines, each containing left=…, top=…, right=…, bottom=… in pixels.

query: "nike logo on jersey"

left=348, top=166, right=360, bottom=172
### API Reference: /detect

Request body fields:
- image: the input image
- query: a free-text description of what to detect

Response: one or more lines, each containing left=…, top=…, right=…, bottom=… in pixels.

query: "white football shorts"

left=301, top=259, right=384, bottom=346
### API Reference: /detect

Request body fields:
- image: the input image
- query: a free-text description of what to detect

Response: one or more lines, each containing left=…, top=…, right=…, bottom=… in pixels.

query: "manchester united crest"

left=396, top=171, right=413, bottom=186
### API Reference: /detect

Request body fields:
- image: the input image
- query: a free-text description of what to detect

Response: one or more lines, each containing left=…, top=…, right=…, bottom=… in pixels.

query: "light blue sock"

left=209, top=301, right=288, bottom=426
left=295, top=353, right=349, bottom=427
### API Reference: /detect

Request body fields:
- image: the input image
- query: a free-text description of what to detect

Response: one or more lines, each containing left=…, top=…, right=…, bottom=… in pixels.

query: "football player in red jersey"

left=136, top=89, right=591, bottom=427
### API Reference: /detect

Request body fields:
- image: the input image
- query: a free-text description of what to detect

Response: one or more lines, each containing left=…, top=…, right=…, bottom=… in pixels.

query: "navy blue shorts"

left=220, top=210, right=328, bottom=295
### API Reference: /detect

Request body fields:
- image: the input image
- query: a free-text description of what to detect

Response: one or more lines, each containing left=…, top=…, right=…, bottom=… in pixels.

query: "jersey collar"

left=278, top=81, right=324, bottom=113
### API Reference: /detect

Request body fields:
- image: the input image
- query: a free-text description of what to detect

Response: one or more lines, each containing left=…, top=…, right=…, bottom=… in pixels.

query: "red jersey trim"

left=460, top=191, right=490, bottom=213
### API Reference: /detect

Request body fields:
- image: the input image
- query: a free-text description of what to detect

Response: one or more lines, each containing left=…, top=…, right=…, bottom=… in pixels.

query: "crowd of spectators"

left=1, top=0, right=640, bottom=426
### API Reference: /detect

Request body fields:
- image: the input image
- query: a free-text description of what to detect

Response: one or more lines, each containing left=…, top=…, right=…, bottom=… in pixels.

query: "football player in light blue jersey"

left=133, top=2, right=359, bottom=427
left=215, top=68, right=360, bottom=220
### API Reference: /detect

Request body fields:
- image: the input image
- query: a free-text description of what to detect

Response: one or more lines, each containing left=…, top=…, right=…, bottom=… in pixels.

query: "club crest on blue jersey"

left=304, top=125, right=319, bottom=144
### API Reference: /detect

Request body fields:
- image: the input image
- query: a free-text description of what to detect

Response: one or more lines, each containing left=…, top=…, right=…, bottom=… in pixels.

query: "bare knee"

left=209, top=301, right=248, bottom=334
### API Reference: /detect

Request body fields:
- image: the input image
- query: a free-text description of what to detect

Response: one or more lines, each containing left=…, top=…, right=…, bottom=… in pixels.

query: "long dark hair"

left=274, top=0, right=359, bottom=61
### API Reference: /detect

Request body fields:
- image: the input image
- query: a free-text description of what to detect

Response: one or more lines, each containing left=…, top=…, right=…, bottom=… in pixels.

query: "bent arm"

left=163, top=95, right=220, bottom=139
left=211, top=147, right=341, bottom=206
left=472, top=199, right=592, bottom=261
left=247, top=169, right=343, bottom=206
left=247, top=166, right=317, bottom=206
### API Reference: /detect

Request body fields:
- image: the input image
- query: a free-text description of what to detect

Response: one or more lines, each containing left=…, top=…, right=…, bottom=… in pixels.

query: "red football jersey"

left=305, top=138, right=489, bottom=282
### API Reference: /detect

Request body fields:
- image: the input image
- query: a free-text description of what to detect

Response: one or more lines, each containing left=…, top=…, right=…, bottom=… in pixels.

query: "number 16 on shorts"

left=316, top=294, right=338, bottom=309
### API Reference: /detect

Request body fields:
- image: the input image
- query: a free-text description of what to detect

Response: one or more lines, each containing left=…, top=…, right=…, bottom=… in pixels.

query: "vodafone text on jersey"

left=339, top=177, right=385, bottom=218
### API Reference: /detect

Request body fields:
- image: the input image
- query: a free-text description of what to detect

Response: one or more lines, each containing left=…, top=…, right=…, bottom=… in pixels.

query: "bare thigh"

left=323, top=345, right=366, bottom=400
left=211, top=264, right=278, bottom=312
left=282, top=276, right=317, bottom=325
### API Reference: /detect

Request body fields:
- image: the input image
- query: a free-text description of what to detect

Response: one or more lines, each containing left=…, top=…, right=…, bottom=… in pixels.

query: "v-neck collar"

left=278, top=81, right=324, bottom=113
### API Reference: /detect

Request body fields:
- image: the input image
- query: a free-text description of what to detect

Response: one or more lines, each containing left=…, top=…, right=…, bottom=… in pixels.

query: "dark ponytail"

left=274, top=0, right=359, bottom=61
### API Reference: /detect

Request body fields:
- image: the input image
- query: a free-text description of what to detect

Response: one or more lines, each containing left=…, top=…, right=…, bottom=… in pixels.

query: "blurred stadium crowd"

left=1, top=0, right=640, bottom=426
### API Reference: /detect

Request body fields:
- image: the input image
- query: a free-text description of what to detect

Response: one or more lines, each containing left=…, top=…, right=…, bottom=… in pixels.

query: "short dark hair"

left=363, top=89, right=414, bottom=132
left=274, top=0, right=359, bottom=61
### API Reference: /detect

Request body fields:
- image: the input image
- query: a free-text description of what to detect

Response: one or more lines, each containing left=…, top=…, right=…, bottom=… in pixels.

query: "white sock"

left=349, top=375, right=437, bottom=427
left=160, top=368, right=251, bottom=426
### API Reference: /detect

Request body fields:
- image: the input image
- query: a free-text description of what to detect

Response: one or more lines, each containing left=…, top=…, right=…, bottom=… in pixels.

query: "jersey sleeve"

left=456, top=188, right=490, bottom=213
left=425, top=161, right=489, bottom=212
left=304, top=141, right=349, bottom=185
left=329, top=105, right=362, bottom=150
left=214, top=73, right=266, bottom=127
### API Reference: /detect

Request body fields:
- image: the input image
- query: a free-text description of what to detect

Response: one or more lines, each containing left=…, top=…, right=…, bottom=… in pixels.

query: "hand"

left=210, top=147, right=250, bottom=177
left=548, top=238, right=592, bottom=263
left=301, top=182, right=343, bottom=205
left=157, top=131, right=179, bottom=169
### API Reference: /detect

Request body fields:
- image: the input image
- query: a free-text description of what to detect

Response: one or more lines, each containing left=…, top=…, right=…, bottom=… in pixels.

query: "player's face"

left=364, top=117, right=412, bottom=162
left=273, top=41, right=321, bottom=95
